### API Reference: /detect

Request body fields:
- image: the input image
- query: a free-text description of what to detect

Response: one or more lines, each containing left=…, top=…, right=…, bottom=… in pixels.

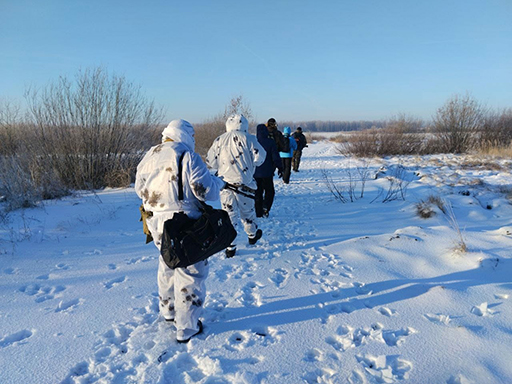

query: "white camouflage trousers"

left=220, top=189, right=257, bottom=246
left=157, top=256, right=208, bottom=340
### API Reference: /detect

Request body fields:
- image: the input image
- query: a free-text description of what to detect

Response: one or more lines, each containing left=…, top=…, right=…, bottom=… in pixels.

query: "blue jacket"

left=279, top=127, right=298, bottom=158
left=254, top=124, right=283, bottom=178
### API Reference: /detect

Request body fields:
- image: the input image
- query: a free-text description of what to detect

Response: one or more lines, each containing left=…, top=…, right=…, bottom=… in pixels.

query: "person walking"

left=292, top=126, right=308, bottom=172
left=279, top=126, right=298, bottom=184
left=135, top=119, right=224, bottom=343
left=206, top=114, right=266, bottom=257
left=254, top=124, right=283, bottom=218
left=266, top=118, right=287, bottom=153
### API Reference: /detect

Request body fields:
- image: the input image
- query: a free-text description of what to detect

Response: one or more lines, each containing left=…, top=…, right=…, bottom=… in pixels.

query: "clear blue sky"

left=1, top=0, right=511, bottom=124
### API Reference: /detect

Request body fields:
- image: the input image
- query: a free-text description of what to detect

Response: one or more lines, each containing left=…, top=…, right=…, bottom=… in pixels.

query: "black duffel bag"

left=159, top=150, right=236, bottom=269
left=161, top=203, right=236, bottom=269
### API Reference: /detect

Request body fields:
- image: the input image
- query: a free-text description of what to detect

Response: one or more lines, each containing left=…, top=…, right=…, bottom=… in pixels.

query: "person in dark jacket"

left=266, top=118, right=287, bottom=153
left=292, top=126, right=308, bottom=172
left=254, top=124, right=283, bottom=218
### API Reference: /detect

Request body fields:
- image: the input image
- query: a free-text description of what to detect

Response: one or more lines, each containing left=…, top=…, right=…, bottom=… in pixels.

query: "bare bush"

left=0, top=99, right=22, bottom=156
left=372, top=165, right=411, bottom=203
left=194, top=115, right=226, bottom=159
left=356, top=159, right=372, bottom=198
left=322, top=161, right=375, bottom=203
left=380, top=114, right=424, bottom=155
left=479, top=108, right=512, bottom=150
left=308, top=132, right=329, bottom=142
left=25, top=67, right=163, bottom=190
left=433, top=93, right=486, bottom=153
left=341, top=128, right=380, bottom=157
left=341, top=114, right=425, bottom=157
left=321, top=169, right=348, bottom=203
left=0, top=155, right=39, bottom=210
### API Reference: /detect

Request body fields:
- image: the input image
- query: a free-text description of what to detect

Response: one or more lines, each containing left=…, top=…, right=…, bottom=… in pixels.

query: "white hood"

left=161, top=119, right=195, bottom=151
left=226, top=114, right=249, bottom=133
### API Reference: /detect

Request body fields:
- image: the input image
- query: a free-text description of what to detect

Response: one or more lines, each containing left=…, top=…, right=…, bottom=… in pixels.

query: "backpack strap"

left=177, top=151, right=187, bottom=201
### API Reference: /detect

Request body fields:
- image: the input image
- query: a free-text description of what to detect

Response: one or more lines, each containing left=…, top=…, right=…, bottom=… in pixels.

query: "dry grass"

left=416, top=195, right=446, bottom=219
left=477, top=144, right=512, bottom=159
left=445, top=203, right=468, bottom=253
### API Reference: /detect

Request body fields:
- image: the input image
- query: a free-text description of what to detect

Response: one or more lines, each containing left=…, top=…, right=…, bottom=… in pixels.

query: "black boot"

left=248, top=229, right=263, bottom=245
left=225, top=245, right=236, bottom=258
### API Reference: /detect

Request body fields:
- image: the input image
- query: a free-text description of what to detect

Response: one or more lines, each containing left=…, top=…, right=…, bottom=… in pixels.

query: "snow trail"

left=1, top=141, right=512, bottom=384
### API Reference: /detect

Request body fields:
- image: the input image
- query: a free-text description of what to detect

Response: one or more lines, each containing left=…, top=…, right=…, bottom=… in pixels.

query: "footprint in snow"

left=19, top=284, right=66, bottom=303
left=471, top=302, right=495, bottom=317
left=251, top=325, right=282, bottom=345
left=303, top=368, right=340, bottom=384
left=424, top=313, right=451, bottom=325
left=237, top=281, right=263, bottom=307
left=225, top=331, right=254, bottom=351
left=224, top=327, right=281, bottom=352
left=447, top=374, right=472, bottom=384
left=55, top=263, right=71, bottom=270
left=377, top=307, right=398, bottom=317
left=304, top=348, right=324, bottom=362
left=94, top=347, right=113, bottom=363
left=353, top=282, right=372, bottom=295
left=103, top=276, right=127, bottom=290
left=3, top=267, right=19, bottom=275
left=348, top=370, right=368, bottom=384
left=356, top=353, right=413, bottom=382
left=84, top=249, right=103, bottom=255
left=0, top=329, right=34, bottom=348
left=326, top=323, right=416, bottom=351
left=214, top=264, right=235, bottom=282
left=108, top=263, right=117, bottom=270
left=269, top=268, right=289, bottom=288
left=55, top=298, right=83, bottom=313
left=125, top=255, right=155, bottom=265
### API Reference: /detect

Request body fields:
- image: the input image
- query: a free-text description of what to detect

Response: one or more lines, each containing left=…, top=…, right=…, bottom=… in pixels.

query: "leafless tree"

left=480, top=107, right=512, bottom=149
left=223, top=94, right=254, bottom=122
left=0, top=99, right=22, bottom=156
left=24, top=67, right=163, bottom=190
left=433, top=93, right=486, bottom=153
left=195, top=94, right=255, bottom=158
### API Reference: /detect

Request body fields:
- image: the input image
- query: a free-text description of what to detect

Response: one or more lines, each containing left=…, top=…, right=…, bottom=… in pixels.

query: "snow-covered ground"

left=1, top=141, right=512, bottom=384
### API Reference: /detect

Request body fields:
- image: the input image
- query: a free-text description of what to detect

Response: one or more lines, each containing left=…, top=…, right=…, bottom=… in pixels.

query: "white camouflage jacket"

left=206, top=114, right=266, bottom=190
left=135, top=119, right=223, bottom=246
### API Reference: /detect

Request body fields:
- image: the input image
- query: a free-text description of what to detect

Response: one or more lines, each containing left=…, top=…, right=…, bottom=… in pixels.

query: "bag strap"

left=177, top=151, right=187, bottom=201
left=177, top=150, right=211, bottom=211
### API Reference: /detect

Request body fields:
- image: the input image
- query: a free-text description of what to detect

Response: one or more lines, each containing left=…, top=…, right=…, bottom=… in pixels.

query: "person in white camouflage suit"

left=135, top=119, right=224, bottom=343
left=206, top=114, right=266, bottom=257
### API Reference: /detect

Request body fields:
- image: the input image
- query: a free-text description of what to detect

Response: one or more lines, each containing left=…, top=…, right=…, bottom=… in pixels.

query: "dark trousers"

left=282, top=158, right=292, bottom=184
left=292, top=150, right=303, bottom=171
left=255, top=177, right=275, bottom=217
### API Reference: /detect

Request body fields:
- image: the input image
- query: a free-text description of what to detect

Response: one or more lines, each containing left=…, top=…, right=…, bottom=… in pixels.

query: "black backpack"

left=160, top=152, right=236, bottom=269
left=281, top=135, right=290, bottom=153
left=270, top=130, right=289, bottom=153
